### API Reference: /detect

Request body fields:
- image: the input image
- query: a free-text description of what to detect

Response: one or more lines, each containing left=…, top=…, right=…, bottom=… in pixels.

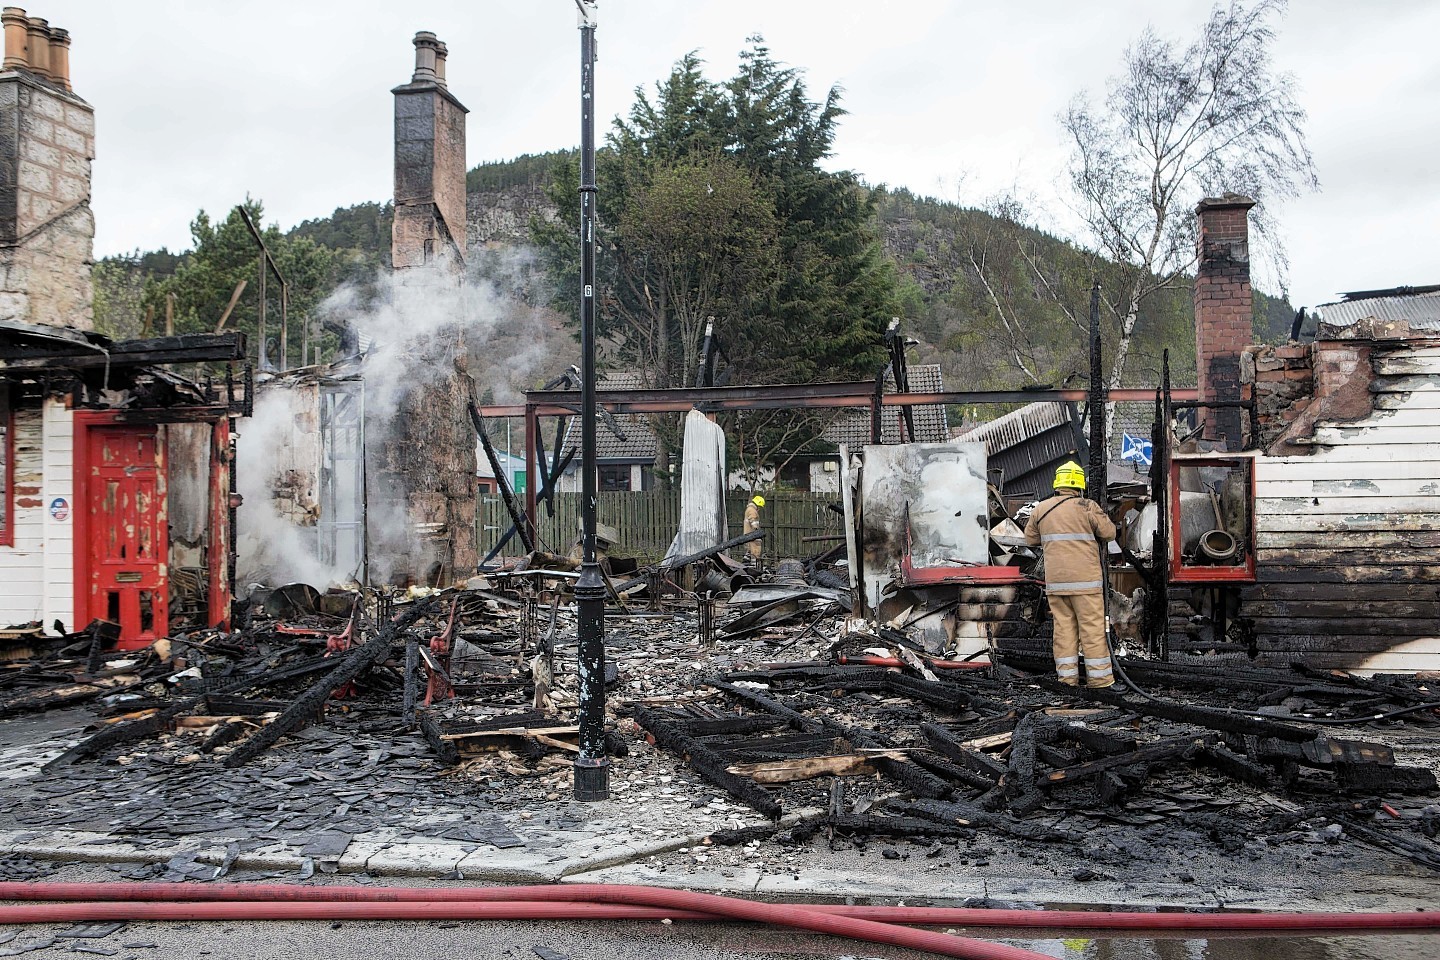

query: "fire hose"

left=0, top=882, right=1040, bottom=960
left=0, top=883, right=1436, bottom=942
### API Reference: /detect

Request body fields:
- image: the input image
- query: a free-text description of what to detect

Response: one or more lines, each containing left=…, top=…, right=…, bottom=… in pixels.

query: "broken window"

left=0, top=386, right=10, bottom=547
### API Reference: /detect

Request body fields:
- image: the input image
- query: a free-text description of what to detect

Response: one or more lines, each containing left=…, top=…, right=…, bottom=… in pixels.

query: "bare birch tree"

left=1063, top=0, right=1317, bottom=434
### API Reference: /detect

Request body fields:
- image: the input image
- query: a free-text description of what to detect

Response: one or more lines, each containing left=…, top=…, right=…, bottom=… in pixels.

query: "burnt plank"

left=636, top=707, right=782, bottom=819
left=1197, top=744, right=1273, bottom=788
left=1042, top=735, right=1213, bottom=786
left=1334, top=763, right=1438, bottom=794
left=706, top=678, right=822, bottom=733
left=919, top=722, right=1007, bottom=780
left=1054, top=723, right=1139, bottom=756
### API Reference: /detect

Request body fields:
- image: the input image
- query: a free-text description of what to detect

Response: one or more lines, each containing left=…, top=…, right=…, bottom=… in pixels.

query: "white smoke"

left=235, top=247, right=572, bottom=591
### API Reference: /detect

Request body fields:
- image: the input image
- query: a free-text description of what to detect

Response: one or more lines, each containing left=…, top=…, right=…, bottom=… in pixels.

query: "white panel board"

left=41, top=399, right=74, bottom=632
left=665, top=409, right=727, bottom=560
left=859, top=441, right=987, bottom=614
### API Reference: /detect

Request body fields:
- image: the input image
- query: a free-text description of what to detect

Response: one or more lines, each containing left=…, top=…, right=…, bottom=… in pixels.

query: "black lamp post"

left=572, top=0, right=609, bottom=802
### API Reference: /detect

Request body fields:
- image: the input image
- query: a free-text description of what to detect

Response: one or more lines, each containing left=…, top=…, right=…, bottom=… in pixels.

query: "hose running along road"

left=1, top=883, right=1437, bottom=936
left=0, top=883, right=1046, bottom=960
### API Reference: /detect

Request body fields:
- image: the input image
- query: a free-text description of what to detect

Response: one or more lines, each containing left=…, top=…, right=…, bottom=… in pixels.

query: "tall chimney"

left=391, top=30, right=468, bottom=268
left=1, top=7, right=27, bottom=69
left=47, top=24, right=67, bottom=89
left=1193, top=194, right=1256, bottom=445
left=23, top=15, right=47, bottom=78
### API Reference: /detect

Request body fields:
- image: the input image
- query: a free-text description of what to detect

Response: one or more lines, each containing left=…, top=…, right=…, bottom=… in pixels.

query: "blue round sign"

left=49, top=497, right=70, bottom=521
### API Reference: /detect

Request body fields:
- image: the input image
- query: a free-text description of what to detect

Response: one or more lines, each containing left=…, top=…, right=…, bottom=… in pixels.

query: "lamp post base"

left=573, top=756, right=610, bottom=801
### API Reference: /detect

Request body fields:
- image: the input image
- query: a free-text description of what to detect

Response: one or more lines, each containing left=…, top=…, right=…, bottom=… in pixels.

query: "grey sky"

left=55, top=0, right=1440, bottom=309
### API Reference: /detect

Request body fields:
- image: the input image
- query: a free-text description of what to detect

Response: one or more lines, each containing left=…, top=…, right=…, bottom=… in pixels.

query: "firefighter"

left=743, top=495, right=765, bottom=565
left=1023, top=462, right=1117, bottom=688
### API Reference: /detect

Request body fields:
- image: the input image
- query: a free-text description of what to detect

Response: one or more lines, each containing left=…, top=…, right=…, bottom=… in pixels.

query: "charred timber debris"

left=3, top=537, right=1440, bottom=879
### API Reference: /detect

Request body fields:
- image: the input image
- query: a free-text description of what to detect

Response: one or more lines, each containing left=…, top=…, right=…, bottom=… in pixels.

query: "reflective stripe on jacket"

left=1023, top=489, right=1116, bottom=596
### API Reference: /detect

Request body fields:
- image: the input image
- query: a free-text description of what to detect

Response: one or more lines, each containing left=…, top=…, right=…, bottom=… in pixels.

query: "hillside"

left=94, top=151, right=1294, bottom=402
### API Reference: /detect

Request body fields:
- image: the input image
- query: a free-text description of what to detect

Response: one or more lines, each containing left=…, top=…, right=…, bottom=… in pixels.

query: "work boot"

left=1086, top=678, right=1115, bottom=689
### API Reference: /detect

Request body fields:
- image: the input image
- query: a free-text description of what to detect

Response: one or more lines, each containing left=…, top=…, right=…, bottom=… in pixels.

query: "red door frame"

left=73, top=411, right=168, bottom=647
left=75, top=411, right=234, bottom=642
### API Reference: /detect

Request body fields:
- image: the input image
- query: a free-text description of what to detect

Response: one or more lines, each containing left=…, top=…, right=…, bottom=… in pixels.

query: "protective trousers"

left=1048, top=593, right=1113, bottom=688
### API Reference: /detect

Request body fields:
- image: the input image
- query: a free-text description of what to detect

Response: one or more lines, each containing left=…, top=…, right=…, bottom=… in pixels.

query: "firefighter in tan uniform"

left=743, top=495, right=765, bottom=565
left=1024, top=462, right=1117, bottom=687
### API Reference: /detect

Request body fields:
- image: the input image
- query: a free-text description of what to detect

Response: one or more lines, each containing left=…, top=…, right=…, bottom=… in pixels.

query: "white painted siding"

left=0, top=406, right=46, bottom=627
left=1247, top=340, right=1440, bottom=673
left=41, top=398, right=74, bottom=632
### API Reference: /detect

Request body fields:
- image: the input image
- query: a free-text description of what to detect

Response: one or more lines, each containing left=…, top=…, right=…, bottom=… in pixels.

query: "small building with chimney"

left=1180, top=196, right=1440, bottom=672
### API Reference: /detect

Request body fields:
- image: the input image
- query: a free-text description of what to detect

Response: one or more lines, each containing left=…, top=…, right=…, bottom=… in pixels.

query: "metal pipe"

left=572, top=0, right=609, bottom=802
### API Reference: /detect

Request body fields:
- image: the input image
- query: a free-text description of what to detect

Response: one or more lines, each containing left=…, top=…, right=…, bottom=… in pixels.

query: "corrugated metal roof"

left=957, top=401, right=1083, bottom=500
left=1315, top=290, right=1440, bottom=331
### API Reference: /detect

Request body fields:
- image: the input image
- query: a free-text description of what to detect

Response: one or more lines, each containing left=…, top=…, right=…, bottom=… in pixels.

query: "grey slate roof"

left=560, top=371, right=660, bottom=462
left=822, top=364, right=949, bottom=448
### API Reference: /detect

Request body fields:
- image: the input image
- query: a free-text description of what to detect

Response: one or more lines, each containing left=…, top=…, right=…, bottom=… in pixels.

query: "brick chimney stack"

left=1193, top=194, right=1256, bottom=444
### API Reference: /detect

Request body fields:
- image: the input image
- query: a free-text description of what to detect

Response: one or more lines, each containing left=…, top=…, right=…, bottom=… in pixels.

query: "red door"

left=85, top=425, right=168, bottom=648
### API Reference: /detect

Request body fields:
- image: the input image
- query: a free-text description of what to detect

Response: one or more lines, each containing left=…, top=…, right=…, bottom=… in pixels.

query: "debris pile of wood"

left=633, top=652, right=1440, bottom=873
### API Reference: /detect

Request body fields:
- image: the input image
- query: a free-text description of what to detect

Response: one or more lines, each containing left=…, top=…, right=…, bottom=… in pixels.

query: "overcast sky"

left=54, top=0, right=1440, bottom=308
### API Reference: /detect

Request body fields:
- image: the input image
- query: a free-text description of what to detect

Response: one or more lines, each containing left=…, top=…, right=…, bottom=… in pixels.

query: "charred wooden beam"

left=900, top=798, right=1083, bottom=844
left=0, top=332, right=246, bottom=369
left=416, top=709, right=459, bottom=765
left=919, top=722, right=1007, bottom=781
left=634, top=706, right=782, bottom=819
left=818, top=718, right=952, bottom=800
left=1041, top=735, right=1215, bottom=787
left=1196, top=743, right=1274, bottom=788
left=223, top=600, right=434, bottom=768
left=1053, top=722, right=1139, bottom=756
left=705, top=678, right=822, bottom=733
left=909, top=752, right=999, bottom=793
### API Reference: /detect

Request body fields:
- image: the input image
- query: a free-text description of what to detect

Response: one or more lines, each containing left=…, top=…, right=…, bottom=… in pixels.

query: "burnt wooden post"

left=573, top=0, right=609, bottom=801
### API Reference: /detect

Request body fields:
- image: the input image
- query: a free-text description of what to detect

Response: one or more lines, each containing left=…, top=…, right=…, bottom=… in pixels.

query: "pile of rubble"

left=1, top=542, right=1439, bottom=886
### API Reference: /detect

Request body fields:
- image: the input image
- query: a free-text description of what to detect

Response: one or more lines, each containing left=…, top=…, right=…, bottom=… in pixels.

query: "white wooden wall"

left=0, top=398, right=74, bottom=633
left=1248, top=342, right=1440, bottom=672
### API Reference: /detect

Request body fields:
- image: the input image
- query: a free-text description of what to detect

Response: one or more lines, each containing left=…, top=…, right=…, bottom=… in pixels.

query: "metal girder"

left=479, top=385, right=1197, bottom=419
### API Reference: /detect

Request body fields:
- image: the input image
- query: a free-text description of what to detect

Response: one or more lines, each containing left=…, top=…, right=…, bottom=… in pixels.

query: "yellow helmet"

left=752, top=495, right=765, bottom=507
left=1054, top=461, right=1086, bottom=491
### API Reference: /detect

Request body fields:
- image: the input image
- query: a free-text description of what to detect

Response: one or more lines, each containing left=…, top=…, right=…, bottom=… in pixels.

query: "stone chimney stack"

left=369, top=31, right=478, bottom=587
left=1193, top=194, right=1256, bottom=444
left=0, top=6, right=95, bottom=329
left=391, top=30, right=468, bottom=269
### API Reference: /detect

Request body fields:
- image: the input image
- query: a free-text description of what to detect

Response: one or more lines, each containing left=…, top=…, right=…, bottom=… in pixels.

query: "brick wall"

left=1242, top=339, right=1377, bottom=455
left=1193, top=195, right=1255, bottom=445
left=0, top=72, right=94, bottom=328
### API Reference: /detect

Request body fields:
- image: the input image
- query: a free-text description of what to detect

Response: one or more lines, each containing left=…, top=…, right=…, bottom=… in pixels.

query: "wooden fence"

left=478, top=491, right=843, bottom=563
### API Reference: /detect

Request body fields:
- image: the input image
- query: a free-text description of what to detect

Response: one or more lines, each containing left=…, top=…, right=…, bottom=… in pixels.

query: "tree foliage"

left=131, top=199, right=345, bottom=369
left=534, top=39, right=898, bottom=477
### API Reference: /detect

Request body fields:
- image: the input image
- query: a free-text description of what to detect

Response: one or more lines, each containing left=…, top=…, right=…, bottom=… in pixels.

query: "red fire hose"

left=1, top=882, right=1437, bottom=938
left=0, top=883, right=1045, bottom=960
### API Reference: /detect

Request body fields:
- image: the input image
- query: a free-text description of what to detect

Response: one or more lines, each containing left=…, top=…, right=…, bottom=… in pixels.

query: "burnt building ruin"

left=0, top=7, right=246, bottom=646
